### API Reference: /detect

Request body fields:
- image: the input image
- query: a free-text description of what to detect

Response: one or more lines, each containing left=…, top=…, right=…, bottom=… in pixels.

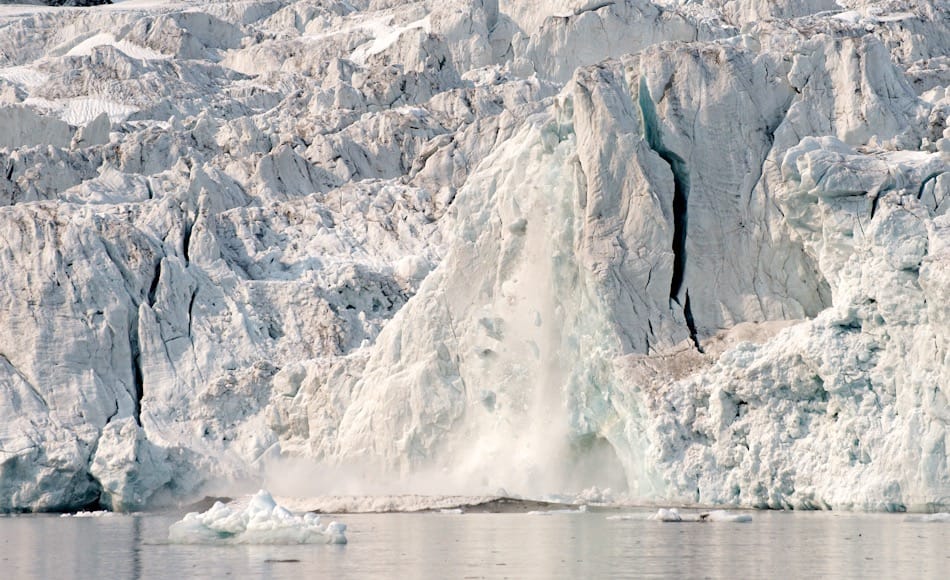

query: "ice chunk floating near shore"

left=168, top=490, right=347, bottom=545
left=649, top=509, right=751, bottom=523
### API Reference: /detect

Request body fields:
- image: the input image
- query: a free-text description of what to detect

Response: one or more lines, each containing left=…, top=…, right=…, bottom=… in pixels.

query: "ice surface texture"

left=0, top=0, right=947, bottom=511
left=168, top=490, right=347, bottom=544
left=648, top=508, right=752, bottom=523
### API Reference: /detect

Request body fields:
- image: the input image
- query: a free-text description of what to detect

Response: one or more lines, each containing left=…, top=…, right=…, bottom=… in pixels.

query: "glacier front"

left=0, top=0, right=947, bottom=512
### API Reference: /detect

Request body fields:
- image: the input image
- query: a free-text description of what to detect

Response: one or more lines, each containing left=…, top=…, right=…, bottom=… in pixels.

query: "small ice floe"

left=704, top=510, right=752, bottom=523
left=526, top=505, right=588, bottom=516
left=439, top=508, right=464, bottom=514
left=168, top=490, right=347, bottom=545
left=906, top=513, right=950, bottom=523
left=650, top=508, right=683, bottom=522
left=60, top=510, right=114, bottom=518
left=605, top=513, right=650, bottom=521
left=649, top=508, right=751, bottom=523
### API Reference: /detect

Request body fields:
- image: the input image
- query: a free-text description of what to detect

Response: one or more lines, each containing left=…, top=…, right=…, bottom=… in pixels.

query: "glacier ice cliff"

left=0, top=0, right=947, bottom=511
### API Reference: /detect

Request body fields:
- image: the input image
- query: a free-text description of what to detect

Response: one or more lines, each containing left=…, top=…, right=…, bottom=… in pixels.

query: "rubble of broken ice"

left=168, top=490, right=347, bottom=545
left=0, top=0, right=948, bottom=514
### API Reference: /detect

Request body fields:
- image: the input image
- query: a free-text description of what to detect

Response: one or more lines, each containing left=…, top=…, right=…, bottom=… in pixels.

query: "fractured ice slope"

left=650, top=143, right=950, bottom=510
left=0, top=0, right=947, bottom=511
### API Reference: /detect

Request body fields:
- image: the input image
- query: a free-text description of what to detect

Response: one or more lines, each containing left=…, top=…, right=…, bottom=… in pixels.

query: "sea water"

left=1, top=508, right=949, bottom=579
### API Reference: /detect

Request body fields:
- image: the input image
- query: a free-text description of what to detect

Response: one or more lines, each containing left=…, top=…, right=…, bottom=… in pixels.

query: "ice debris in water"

left=650, top=508, right=683, bottom=522
left=704, top=511, right=753, bottom=523
left=526, top=505, right=588, bottom=516
left=649, top=508, right=751, bottom=523
left=60, top=510, right=113, bottom=518
left=168, top=490, right=347, bottom=545
left=542, top=487, right=616, bottom=506
left=906, top=513, right=950, bottom=523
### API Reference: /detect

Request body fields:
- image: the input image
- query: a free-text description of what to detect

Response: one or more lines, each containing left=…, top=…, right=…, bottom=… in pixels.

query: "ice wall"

left=0, top=0, right=947, bottom=511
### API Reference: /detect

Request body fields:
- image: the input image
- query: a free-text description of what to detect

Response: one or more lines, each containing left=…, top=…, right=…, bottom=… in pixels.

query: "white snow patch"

left=168, top=490, right=347, bottom=545
left=831, top=8, right=916, bottom=24
left=65, top=32, right=171, bottom=60
left=349, top=15, right=431, bottom=64
left=0, top=5, right=57, bottom=17
left=0, top=66, right=49, bottom=88
left=832, top=10, right=862, bottom=23
left=0, top=0, right=181, bottom=17
left=302, top=13, right=392, bottom=43
left=23, top=95, right=139, bottom=125
left=106, top=0, right=188, bottom=11
left=881, top=150, right=932, bottom=164
left=869, top=11, right=915, bottom=22
left=61, top=97, right=138, bottom=125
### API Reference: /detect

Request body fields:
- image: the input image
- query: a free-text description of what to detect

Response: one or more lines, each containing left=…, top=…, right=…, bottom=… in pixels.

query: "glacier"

left=0, top=0, right=947, bottom=512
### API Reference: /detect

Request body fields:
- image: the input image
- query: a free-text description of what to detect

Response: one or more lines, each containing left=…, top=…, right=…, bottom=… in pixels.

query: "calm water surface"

left=1, top=509, right=948, bottom=579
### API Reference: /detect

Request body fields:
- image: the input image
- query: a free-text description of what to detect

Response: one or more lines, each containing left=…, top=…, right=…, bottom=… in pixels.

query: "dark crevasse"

left=637, top=76, right=702, bottom=352
left=129, top=315, right=145, bottom=427
left=130, top=259, right=163, bottom=427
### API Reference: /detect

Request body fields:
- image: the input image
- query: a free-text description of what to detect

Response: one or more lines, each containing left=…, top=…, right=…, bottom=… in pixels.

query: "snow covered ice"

left=0, top=0, right=947, bottom=513
left=650, top=508, right=684, bottom=522
left=168, top=490, right=347, bottom=544
left=648, top=508, right=752, bottom=523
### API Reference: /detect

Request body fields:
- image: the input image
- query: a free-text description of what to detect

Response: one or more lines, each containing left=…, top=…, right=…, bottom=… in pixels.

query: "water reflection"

left=1, top=510, right=949, bottom=579
left=132, top=515, right=142, bottom=580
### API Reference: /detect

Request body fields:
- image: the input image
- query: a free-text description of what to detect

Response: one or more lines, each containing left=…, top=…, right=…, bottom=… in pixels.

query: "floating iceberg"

left=59, top=511, right=114, bottom=518
left=650, top=508, right=684, bottom=522
left=168, top=490, right=347, bottom=545
left=703, top=510, right=753, bottom=523
left=649, top=508, right=751, bottom=523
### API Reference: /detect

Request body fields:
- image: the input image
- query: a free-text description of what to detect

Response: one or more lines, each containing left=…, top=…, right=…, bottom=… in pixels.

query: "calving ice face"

left=0, top=0, right=946, bottom=516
